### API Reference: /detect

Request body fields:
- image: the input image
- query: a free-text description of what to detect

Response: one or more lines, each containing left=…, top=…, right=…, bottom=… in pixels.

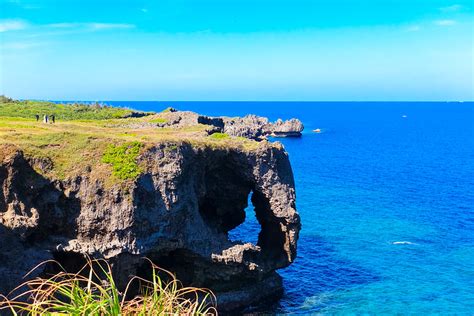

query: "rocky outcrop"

left=269, top=118, right=304, bottom=137
left=222, top=115, right=270, bottom=140
left=158, top=111, right=304, bottom=140
left=160, top=110, right=224, bottom=130
left=0, top=140, right=300, bottom=312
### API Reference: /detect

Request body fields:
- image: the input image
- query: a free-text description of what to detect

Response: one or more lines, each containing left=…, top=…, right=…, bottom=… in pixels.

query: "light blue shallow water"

left=96, top=102, right=474, bottom=314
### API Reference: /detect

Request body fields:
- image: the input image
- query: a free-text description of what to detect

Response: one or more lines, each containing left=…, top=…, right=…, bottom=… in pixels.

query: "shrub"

left=0, top=257, right=217, bottom=315
left=102, top=141, right=143, bottom=180
left=0, top=95, right=15, bottom=103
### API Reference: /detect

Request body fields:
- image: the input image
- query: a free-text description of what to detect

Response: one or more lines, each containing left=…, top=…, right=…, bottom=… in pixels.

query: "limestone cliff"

left=0, top=139, right=300, bottom=311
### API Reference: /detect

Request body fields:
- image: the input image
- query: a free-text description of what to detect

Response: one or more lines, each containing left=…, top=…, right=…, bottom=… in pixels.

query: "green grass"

left=0, top=100, right=146, bottom=121
left=0, top=257, right=216, bottom=315
left=102, top=141, right=144, bottom=180
left=0, top=99, right=265, bottom=182
left=209, top=132, right=229, bottom=140
left=0, top=129, right=109, bottom=180
left=149, top=118, right=167, bottom=124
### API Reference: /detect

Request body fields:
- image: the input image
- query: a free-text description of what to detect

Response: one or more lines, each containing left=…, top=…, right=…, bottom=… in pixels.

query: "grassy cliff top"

left=0, top=98, right=145, bottom=120
left=0, top=99, right=262, bottom=183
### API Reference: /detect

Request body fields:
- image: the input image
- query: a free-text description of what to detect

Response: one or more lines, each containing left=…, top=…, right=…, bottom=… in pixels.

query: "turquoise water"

left=107, top=102, right=474, bottom=314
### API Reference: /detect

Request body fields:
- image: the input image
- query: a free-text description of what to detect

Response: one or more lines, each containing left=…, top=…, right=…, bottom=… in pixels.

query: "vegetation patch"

left=209, top=132, right=229, bottom=140
left=119, top=132, right=138, bottom=138
left=161, top=107, right=176, bottom=113
left=102, top=141, right=144, bottom=180
left=0, top=98, right=264, bottom=182
left=164, top=143, right=179, bottom=152
left=149, top=118, right=167, bottom=124
left=0, top=95, right=16, bottom=103
left=0, top=98, right=148, bottom=121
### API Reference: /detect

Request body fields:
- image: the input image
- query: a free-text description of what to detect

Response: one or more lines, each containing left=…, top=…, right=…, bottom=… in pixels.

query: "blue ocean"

left=103, top=102, right=474, bottom=314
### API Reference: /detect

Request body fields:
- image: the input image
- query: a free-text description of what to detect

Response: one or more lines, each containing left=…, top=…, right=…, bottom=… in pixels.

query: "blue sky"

left=0, top=0, right=473, bottom=101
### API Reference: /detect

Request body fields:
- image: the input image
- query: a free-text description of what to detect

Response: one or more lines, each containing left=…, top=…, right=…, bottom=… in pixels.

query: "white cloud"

left=47, top=23, right=81, bottom=28
left=141, top=8, right=148, bottom=13
left=434, top=19, right=457, bottom=26
left=0, top=19, right=28, bottom=32
left=440, top=4, right=463, bottom=12
left=47, top=22, right=135, bottom=31
left=88, top=23, right=135, bottom=30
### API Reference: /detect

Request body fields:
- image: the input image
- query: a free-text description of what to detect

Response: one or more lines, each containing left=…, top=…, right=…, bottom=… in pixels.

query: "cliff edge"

left=0, top=106, right=301, bottom=312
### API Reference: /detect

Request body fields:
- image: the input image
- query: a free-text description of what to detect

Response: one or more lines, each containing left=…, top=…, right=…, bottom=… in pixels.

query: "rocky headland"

left=0, top=103, right=302, bottom=312
left=156, top=108, right=305, bottom=139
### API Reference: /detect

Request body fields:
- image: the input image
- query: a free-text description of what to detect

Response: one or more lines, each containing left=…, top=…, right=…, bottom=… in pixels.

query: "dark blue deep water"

left=105, top=102, right=474, bottom=314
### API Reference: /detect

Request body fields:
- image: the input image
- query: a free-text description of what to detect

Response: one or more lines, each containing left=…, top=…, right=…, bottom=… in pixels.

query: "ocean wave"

left=392, top=241, right=417, bottom=245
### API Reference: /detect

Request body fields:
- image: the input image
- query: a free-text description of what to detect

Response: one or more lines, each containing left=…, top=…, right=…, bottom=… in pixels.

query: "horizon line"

left=26, top=99, right=474, bottom=103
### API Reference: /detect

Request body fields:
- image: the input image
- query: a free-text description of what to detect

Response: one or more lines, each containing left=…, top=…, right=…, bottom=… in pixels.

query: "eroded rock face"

left=269, top=118, right=305, bottom=137
left=159, top=110, right=224, bottom=134
left=0, top=142, right=300, bottom=311
left=222, top=115, right=270, bottom=139
left=220, top=115, right=305, bottom=139
left=149, top=110, right=304, bottom=140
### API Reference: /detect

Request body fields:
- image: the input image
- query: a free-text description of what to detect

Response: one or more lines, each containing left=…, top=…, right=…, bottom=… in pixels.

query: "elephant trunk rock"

left=0, top=141, right=301, bottom=312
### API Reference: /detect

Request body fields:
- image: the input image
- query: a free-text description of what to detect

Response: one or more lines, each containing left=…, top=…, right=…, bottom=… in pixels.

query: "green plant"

left=209, top=133, right=229, bottom=140
left=0, top=257, right=217, bottom=315
left=102, top=141, right=144, bottom=180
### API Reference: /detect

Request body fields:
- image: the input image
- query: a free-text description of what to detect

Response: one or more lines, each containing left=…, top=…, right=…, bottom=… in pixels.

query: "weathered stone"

left=268, top=118, right=305, bottom=137
left=222, top=115, right=269, bottom=140
left=222, top=115, right=304, bottom=139
left=159, top=111, right=224, bottom=131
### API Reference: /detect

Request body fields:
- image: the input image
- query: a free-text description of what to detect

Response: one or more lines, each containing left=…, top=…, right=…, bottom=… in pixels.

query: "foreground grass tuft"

left=0, top=257, right=217, bottom=315
left=102, top=141, right=144, bottom=180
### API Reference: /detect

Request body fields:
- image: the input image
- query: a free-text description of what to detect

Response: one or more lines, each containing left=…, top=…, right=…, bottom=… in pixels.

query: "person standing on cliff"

left=50, top=115, right=55, bottom=124
left=35, top=114, right=39, bottom=121
left=43, top=115, right=48, bottom=124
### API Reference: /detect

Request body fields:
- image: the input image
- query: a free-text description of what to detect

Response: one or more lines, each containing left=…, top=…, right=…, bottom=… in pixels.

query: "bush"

left=0, top=95, right=15, bottom=103
left=102, top=142, right=143, bottom=180
left=0, top=257, right=216, bottom=315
